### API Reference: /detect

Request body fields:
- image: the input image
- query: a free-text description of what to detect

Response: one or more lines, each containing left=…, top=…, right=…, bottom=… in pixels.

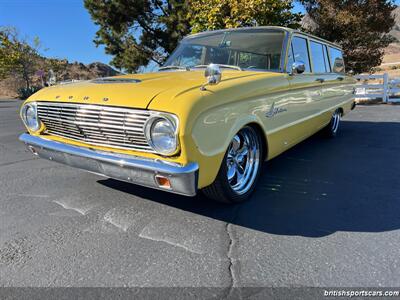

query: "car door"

left=284, top=35, right=326, bottom=145
left=324, top=46, right=354, bottom=110
left=307, top=40, right=339, bottom=127
left=310, top=43, right=354, bottom=127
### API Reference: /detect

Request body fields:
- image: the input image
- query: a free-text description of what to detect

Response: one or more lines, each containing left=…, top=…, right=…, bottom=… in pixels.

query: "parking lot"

left=0, top=100, right=399, bottom=288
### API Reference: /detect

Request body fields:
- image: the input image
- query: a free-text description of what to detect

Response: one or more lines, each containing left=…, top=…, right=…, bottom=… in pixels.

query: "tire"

left=322, top=109, right=341, bottom=138
left=202, top=126, right=263, bottom=204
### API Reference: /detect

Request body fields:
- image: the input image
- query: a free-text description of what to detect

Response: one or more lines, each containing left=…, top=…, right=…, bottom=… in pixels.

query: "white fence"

left=354, top=73, right=400, bottom=103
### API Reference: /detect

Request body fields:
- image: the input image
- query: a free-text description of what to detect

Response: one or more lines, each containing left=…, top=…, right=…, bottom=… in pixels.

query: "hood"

left=27, top=70, right=279, bottom=109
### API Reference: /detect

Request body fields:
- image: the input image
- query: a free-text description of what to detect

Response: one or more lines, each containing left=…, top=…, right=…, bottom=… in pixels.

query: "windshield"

left=163, top=29, right=286, bottom=71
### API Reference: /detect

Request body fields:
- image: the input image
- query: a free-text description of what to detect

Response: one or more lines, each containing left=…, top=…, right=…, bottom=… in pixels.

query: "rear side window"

left=324, top=45, right=331, bottom=72
left=288, top=37, right=311, bottom=73
left=329, top=47, right=345, bottom=73
left=310, top=41, right=330, bottom=73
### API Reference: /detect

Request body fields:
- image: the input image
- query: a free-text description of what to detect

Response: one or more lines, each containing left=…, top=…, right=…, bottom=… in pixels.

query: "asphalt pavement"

left=0, top=100, right=399, bottom=290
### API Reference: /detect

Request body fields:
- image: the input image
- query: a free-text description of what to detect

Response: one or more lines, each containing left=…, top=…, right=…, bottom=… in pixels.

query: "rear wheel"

left=322, top=109, right=341, bottom=138
left=202, top=126, right=263, bottom=203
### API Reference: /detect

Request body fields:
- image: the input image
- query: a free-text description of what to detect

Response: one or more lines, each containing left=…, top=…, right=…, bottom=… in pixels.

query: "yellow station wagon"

left=19, top=26, right=356, bottom=203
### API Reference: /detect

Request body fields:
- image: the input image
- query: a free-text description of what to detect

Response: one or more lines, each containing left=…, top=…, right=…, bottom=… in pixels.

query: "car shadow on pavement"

left=98, top=120, right=400, bottom=238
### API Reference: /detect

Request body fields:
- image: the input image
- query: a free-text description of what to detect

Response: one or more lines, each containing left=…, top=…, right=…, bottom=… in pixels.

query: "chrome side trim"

left=19, top=133, right=198, bottom=196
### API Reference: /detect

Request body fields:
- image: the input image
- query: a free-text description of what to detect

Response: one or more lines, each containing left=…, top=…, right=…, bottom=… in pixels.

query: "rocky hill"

left=57, top=61, right=120, bottom=81
left=42, top=60, right=120, bottom=82
left=0, top=60, right=120, bottom=98
left=376, top=7, right=400, bottom=76
left=389, top=7, right=400, bottom=42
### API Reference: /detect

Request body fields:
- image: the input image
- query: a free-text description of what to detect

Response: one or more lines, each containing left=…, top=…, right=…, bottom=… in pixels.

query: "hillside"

left=389, top=7, right=400, bottom=43
left=56, top=61, right=120, bottom=81
left=0, top=60, right=120, bottom=98
left=377, top=7, right=400, bottom=76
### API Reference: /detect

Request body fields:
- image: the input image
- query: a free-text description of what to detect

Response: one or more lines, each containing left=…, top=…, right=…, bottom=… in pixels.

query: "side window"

left=291, top=37, right=311, bottom=73
left=323, top=45, right=331, bottom=72
left=329, top=47, right=345, bottom=74
left=310, top=41, right=329, bottom=73
left=207, top=47, right=231, bottom=65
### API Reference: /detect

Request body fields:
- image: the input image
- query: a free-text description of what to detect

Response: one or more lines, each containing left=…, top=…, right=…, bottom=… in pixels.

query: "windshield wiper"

left=193, top=64, right=242, bottom=71
left=159, top=65, right=190, bottom=71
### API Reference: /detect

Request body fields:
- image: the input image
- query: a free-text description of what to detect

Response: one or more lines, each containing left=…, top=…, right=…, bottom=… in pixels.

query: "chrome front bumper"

left=19, top=133, right=198, bottom=196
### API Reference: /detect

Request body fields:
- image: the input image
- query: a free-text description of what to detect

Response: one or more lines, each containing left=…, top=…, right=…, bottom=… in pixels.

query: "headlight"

left=20, top=102, right=41, bottom=132
left=145, top=115, right=178, bottom=155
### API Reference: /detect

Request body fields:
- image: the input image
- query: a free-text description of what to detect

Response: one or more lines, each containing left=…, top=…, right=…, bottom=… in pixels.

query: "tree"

left=84, top=0, right=302, bottom=72
left=300, top=0, right=396, bottom=74
left=84, top=0, right=192, bottom=73
left=0, top=29, right=18, bottom=80
left=189, top=0, right=302, bottom=33
left=0, top=27, right=42, bottom=89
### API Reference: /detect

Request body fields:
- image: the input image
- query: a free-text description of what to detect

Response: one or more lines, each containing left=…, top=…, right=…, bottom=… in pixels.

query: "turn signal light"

left=155, top=175, right=171, bottom=189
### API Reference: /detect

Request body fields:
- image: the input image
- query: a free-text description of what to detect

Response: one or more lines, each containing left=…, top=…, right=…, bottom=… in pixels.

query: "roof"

left=185, top=26, right=342, bottom=50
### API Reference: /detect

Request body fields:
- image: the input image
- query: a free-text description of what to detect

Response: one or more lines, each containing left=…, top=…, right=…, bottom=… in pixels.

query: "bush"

left=370, top=67, right=383, bottom=73
left=17, top=86, right=41, bottom=99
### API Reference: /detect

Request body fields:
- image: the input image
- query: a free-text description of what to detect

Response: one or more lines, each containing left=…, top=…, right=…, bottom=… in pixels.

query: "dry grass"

left=0, top=78, right=20, bottom=98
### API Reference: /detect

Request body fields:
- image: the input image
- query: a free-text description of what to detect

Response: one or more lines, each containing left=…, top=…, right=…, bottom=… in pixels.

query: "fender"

left=190, top=105, right=269, bottom=188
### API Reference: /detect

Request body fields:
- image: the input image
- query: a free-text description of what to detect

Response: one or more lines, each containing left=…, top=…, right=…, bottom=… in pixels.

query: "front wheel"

left=202, top=126, right=263, bottom=203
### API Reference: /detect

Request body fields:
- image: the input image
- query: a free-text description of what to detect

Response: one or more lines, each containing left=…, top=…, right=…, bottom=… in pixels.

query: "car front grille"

left=37, top=102, right=154, bottom=152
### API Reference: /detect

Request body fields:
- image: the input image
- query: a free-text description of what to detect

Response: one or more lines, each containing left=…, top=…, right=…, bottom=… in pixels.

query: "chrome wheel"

left=331, top=110, right=341, bottom=134
left=226, top=127, right=261, bottom=195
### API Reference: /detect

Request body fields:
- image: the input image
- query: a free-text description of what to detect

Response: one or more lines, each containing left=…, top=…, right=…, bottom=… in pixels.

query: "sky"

left=0, top=0, right=398, bottom=66
left=0, top=0, right=112, bottom=64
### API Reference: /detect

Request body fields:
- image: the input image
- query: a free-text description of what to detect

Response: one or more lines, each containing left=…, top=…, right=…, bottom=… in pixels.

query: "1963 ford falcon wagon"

left=19, top=26, right=356, bottom=203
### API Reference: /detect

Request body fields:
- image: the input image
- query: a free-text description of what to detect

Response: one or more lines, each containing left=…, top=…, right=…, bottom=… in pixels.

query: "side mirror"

left=291, top=61, right=306, bottom=75
left=205, top=64, right=222, bottom=85
left=200, top=64, right=222, bottom=90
